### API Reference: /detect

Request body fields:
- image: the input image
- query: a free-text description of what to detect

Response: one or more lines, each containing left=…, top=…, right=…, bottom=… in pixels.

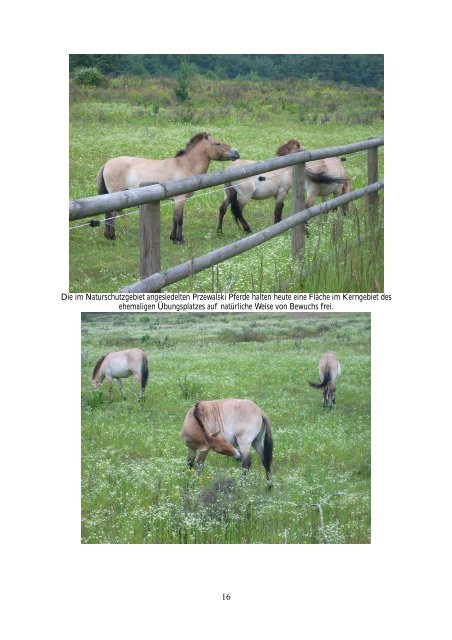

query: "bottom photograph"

left=81, top=312, right=371, bottom=544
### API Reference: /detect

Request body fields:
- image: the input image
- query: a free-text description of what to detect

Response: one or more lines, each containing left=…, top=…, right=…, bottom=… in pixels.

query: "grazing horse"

left=92, top=348, right=149, bottom=400
left=218, top=139, right=350, bottom=233
left=97, top=132, right=240, bottom=243
left=217, top=139, right=302, bottom=234
left=308, top=353, right=342, bottom=408
left=181, top=398, right=273, bottom=482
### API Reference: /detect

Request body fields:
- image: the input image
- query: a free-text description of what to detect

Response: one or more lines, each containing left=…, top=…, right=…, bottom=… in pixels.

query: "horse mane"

left=92, top=355, right=106, bottom=381
left=276, top=139, right=303, bottom=156
left=175, top=132, right=209, bottom=157
left=193, top=402, right=209, bottom=440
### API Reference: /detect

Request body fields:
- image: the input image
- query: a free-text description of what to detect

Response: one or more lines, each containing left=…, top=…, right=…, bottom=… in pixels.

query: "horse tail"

left=141, top=353, right=149, bottom=392
left=306, top=167, right=348, bottom=184
left=97, top=164, right=109, bottom=195
left=262, top=413, right=273, bottom=478
left=308, top=368, right=331, bottom=388
left=92, top=355, right=106, bottom=381
left=229, top=187, right=242, bottom=228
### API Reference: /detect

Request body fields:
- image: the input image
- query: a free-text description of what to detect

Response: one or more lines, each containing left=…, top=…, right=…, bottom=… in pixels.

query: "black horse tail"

left=97, top=164, right=108, bottom=195
left=262, top=413, right=273, bottom=479
left=306, top=168, right=349, bottom=184
left=141, top=353, right=149, bottom=393
left=229, top=187, right=243, bottom=227
left=308, top=368, right=331, bottom=388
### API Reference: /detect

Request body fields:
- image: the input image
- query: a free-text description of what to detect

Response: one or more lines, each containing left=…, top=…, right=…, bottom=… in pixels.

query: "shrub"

left=74, top=67, right=103, bottom=87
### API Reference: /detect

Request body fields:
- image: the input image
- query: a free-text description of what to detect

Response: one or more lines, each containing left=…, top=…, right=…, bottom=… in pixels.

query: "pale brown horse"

left=218, top=139, right=302, bottom=233
left=97, top=132, right=240, bottom=243
left=308, top=353, right=342, bottom=408
left=218, top=139, right=350, bottom=233
left=181, top=398, right=273, bottom=482
left=92, top=348, right=149, bottom=400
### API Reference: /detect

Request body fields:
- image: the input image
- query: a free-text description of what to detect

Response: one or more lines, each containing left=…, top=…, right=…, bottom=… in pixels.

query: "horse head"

left=204, top=133, right=240, bottom=161
left=208, top=430, right=242, bottom=459
left=276, top=139, right=304, bottom=156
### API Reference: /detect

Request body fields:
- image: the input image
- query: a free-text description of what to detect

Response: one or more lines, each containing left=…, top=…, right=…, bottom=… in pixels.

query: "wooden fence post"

left=367, top=139, right=379, bottom=223
left=139, top=182, right=161, bottom=281
left=291, top=162, right=306, bottom=260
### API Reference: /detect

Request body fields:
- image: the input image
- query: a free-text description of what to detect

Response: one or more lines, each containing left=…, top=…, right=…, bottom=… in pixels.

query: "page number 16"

left=222, top=593, right=231, bottom=600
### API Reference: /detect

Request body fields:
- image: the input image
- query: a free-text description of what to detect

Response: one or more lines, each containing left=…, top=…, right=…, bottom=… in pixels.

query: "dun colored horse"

left=181, top=398, right=273, bottom=482
left=308, top=353, right=341, bottom=408
left=92, top=348, right=149, bottom=400
left=217, top=140, right=301, bottom=234
left=218, top=139, right=350, bottom=233
left=97, top=132, right=239, bottom=243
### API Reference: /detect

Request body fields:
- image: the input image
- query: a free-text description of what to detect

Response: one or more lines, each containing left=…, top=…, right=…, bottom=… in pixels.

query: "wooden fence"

left=69, top=137, right=384, bottom=292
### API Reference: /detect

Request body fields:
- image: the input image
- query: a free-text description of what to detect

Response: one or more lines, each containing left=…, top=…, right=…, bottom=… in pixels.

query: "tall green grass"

left=70, top=75, right=383, bottom=293
left=81, top=313, right=371, bottom=544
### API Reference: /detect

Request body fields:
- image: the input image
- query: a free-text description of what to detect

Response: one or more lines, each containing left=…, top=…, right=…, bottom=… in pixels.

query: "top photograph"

left=69, top=54, right=384, bottom=294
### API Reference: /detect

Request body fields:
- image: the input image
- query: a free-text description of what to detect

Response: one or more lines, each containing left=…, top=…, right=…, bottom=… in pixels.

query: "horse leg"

left=116, top=378, right=126, bottom=400
left=195, top=448, right=210, bottom=474
left=341, top=181, right=350, bottom=216
left=230, top=191, right=252, bottom=234
left=187, top=448, right=197, bottom=469
left=273, top=198, right=284, bottom=224
left=239, top=443, right=252, bottom=479
left=132, top=371, right=144, bottom=400
left=170, top=198, right=186, bottom=244
left=106, top=376, right=113, bottom=400
left=104, top=210, right=117, bottom=239
left=218, top=188, right=231, bottom=234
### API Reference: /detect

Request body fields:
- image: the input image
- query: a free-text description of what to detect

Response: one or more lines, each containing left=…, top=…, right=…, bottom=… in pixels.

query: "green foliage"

left=69, top=54, right=384, bottom=88
left=81, top=313, right=371, bottom=544
left=73, top=66, right=103, bottom=87
left=174, top=60, right=194, bottom=102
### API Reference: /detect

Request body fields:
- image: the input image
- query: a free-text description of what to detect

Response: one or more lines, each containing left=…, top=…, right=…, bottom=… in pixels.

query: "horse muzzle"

left=228, top=149, right=240, bottom=160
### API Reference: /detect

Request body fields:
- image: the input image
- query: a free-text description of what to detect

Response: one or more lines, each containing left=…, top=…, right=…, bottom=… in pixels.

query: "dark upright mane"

left=92, top=355, right=106, bottom=381
left=193, top=402, right=210, bottom=440
left=276, top=139, right=303, bottom=156
left=175, top=132, right=209, bottom=157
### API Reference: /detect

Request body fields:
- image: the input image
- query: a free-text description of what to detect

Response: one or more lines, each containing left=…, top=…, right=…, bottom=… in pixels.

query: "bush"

left=74, top=67, right=103, bottom=87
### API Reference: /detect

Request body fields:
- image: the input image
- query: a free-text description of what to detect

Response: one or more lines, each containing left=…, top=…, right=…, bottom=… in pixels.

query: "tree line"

left=69, top=54, right=383, bottom=88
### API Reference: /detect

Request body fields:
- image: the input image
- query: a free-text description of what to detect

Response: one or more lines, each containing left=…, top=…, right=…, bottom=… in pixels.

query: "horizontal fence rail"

left=120, top=180, right=384, bottom=293
left=69, top=138, right=383, bottom=221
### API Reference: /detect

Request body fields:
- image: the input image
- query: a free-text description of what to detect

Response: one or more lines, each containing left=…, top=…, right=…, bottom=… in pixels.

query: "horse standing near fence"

left=218, top=139, right=301, bottom=234
left=218, top=139, right=350, bottom=234
left=308, top=353, right=341, bottom=408
left=181, top=398, right=273, bottom=483
left=97, top=132, right=239, bottom=243
left=92, top=348, right=149, bottom=400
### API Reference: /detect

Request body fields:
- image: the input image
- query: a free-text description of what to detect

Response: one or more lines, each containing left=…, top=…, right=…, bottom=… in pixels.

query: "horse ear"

left=211, top=430, right=220, bottom=438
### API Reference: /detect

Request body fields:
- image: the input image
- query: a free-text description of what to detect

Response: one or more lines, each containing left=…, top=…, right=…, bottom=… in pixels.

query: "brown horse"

left=218, top=139, right=302, bottom=233
left=92, top=348, right=149, bottom=400
left=308, top=353, right=342, bottom=408
left=218, top=139, right=350, bottom=233
left=97, top=132, right=240, bottom=243
left=181, top=398, right=273, bottom=482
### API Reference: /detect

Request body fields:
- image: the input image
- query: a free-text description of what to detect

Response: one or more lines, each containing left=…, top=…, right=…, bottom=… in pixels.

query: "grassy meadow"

left=70, top=75, right=384, bottom=292
left=81, top=312, right=371, bottom=544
